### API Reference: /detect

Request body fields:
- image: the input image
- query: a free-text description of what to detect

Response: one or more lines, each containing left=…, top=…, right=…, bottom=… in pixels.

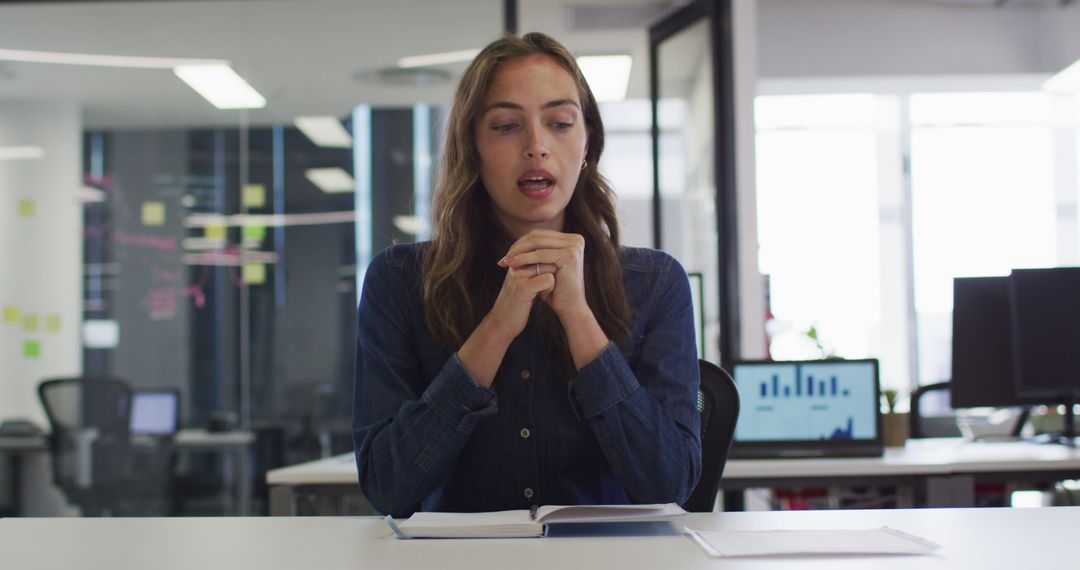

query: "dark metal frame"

left=649, top=0, right=740, bottom=370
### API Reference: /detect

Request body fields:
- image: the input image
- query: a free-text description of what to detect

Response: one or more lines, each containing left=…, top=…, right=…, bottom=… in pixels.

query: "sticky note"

left=24, top=340, right=40, bottom=358
left=46, top=314, right=61, bottom=332
left=243, top=223, right=266, bottom=241
left=205, top=224, right=227, bottom=240
left=242, top=262, right=266, bottom=285
left=17, top=199, right=35, bottom=217
left=142, top=201, right=166, bottom=226
left=242, top=184, right=266, bottom=208
left=3, top=306, right=18, bottom=324
left=22, top=314, right=38, bottom=332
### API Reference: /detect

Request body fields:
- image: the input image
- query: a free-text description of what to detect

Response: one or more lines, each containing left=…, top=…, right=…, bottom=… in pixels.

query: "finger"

left=507, top=250, right=572, bottom=271
left=500, top=232, right=584, bottom=264
left=509, top=266, right=558, bottom=293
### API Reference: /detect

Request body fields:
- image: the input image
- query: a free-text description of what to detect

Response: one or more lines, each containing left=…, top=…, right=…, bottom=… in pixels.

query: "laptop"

left=129, top=389, right=180, bottom=435
left=730, top=359, right=884, bottom=458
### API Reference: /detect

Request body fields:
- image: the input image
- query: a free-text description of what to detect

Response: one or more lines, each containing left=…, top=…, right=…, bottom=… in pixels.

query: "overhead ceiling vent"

left=564, top=2, right=681, bottom=31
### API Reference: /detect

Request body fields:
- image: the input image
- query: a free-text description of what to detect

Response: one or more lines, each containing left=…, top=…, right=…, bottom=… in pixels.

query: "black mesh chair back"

left=682, top=360, right=741, bottom=512
left=38, top=377, right=174, bottom=516
left=909, top=381, right=961, bottom=439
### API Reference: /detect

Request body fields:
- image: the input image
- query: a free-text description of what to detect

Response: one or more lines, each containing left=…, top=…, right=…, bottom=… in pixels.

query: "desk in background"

left=0, top=429, right=254, bottom=516
left=2, top=506, right=1079, bottom=569
left=266, top=438, right=1080, bottom=515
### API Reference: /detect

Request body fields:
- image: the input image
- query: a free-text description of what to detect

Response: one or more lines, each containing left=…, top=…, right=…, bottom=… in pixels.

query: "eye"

left=492, top=123, right=517, bottom=133
left=551, top=122, right=574, bottom=131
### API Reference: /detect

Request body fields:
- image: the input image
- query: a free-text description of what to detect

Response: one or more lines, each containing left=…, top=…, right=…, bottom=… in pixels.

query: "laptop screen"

left=130, top=390, right=179, bottom=435
left=731, top=359, right=883, bottom=458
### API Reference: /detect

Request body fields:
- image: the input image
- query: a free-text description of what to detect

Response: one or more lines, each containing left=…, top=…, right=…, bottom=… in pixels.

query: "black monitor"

left=950, top=276, right=1042, bottom=409
left=1009, top=267, right=1080, bottom=443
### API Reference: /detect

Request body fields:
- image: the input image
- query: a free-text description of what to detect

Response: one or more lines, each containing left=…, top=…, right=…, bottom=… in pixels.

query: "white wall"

left=0, top=101, right=82, bottom=423
left=758, top=0, right=1080, bottom=79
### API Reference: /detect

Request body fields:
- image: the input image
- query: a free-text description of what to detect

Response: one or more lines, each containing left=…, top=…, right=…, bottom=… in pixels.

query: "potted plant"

left=881, top=388, right=909, bottom=447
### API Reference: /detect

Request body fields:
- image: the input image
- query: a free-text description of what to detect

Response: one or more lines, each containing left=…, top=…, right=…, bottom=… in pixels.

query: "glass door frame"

left=649, top=0, right=740, bottom=369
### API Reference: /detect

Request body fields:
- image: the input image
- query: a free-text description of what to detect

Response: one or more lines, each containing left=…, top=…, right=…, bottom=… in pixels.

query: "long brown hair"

left=421, top=32, right=631, bottom=376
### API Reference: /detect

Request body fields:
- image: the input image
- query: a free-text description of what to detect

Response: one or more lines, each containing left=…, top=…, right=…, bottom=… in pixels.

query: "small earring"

left=581, top=159, right=588, bottom=171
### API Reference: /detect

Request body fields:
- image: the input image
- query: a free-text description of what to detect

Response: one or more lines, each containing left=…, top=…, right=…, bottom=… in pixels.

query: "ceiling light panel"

left=174, top=64, right=266, bottom=110
left=295, top=116, right=353, bottom=148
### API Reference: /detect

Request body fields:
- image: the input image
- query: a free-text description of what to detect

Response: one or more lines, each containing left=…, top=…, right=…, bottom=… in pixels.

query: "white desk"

left=2, top=507, right=1078, bottom=569
left=266, top=438, right=1080, bottom=514
left=0, top=429, right=254, bottom=516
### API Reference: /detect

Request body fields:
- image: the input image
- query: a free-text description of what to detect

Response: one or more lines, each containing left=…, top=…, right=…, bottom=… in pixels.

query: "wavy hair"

left=421, top=32, right=631, bottom=376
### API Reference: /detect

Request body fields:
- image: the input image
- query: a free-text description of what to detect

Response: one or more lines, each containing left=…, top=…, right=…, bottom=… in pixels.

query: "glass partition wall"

left=0, top=0, right=500, bottom=514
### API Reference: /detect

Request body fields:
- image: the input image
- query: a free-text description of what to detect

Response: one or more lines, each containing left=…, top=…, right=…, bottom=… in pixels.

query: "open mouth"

left=517, top=170, right=556, bottom=197
left=518, top=176, right=554, bottom=191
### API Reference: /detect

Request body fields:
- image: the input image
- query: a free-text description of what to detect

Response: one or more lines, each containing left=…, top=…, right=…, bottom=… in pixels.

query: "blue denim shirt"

left=352, top=243, right=701, bottom=517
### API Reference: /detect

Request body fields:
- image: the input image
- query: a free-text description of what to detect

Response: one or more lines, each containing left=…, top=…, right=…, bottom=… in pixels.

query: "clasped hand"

left=489, top=229, right=589, bottom=339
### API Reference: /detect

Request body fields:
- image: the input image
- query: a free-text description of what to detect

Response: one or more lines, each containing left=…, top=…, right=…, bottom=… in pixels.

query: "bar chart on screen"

left=734, top=361, right=877, bottom=442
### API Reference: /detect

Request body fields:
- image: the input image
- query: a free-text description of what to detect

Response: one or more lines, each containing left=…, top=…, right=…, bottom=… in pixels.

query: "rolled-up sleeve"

left=351, top=250, right=495, bottom=517
left=568, top=255, right=702, bottom=504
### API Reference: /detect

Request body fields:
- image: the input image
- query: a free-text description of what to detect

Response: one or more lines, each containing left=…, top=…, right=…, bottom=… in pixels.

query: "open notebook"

left=390, top=503, right=687, bottom=539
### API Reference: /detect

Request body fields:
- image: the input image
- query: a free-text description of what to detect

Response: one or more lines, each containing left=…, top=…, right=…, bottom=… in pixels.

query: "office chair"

left=909, top=382, right=961, bottom=439
left=682, top=360, right=741, bottom=512
left=38, top=377, right=175, bottom=516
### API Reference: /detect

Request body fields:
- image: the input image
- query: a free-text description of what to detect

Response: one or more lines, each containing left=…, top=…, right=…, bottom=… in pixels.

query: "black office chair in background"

left=38, top=377, right=175, bottom=516
left=682, top=360, right=741, bottom=513
left=909, top=382, right=961, bottom=439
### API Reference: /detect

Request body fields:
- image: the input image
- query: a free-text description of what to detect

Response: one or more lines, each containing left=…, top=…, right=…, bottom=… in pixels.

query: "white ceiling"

left=0, top=0, right=662, bottom=129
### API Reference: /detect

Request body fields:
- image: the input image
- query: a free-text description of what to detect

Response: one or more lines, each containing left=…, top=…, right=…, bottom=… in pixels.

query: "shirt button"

left=520, top=428, right=531, bottom=439
left=523, top=488, right=534, bottom=499
left=520, top=369, right=531, bottom=380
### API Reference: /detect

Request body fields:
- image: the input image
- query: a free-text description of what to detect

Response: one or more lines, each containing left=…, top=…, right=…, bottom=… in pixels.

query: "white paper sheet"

left=685, top=527, right=941, bottom=557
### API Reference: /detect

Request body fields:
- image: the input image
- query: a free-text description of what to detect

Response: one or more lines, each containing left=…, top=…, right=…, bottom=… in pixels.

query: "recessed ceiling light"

left=305, top=167, right=355, bottom=193
left=577, top=55, right=633, bottom=103
left=398, top=49, right=480, bottom=69
left=0, top=146, right=44, bottom=160
left=1043, top=58, right=1080, bottom=94
left=295, top=116, right=353, bottom=148
left=174, top=64, right=266, bottom=110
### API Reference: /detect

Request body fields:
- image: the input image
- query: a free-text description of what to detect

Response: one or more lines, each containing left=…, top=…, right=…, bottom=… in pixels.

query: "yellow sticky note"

left=242, top=262, right=266, bottom=285
left=24, top=340, right=40, bottom=359
left=142, top=201, right=165, bottom=226
left=17, top=199, right=35, bottom=217
left=46, top=314, right=61, bottom=332
left=22, top=314, right=38, bottom=332
left=205, top=224, right=227, bottom=240
left=242, top=184, right=266, bottom=208
left=3, top=306, right=18, bottom=323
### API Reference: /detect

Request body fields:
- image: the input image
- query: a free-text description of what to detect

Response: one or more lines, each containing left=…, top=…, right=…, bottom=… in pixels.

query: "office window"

left=755, top=94, right=907, bottom=390
left=910, top=92, right=1058, bottom=385
left=756, top=88, right=1080, bottom=392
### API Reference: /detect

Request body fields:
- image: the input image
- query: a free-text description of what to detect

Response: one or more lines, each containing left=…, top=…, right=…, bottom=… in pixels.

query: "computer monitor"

left=129, top=389, right=180, bottom=435
left=1009, top=267, right=1080, bottom=443
left=950, top=276, right=1042, bottom=409
left=730, top=359, right=883, bottom=458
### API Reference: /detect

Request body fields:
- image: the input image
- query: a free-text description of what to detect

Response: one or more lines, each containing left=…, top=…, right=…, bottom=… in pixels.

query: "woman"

left=352, top=32, right=701, bottom=517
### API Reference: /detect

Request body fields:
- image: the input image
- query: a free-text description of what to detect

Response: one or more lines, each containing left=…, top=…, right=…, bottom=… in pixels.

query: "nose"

left=522, top=124, right=549, bottom=160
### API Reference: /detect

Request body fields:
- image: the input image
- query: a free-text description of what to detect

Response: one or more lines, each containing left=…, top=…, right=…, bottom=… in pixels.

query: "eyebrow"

left=482, top=99, right=581, bottom=115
